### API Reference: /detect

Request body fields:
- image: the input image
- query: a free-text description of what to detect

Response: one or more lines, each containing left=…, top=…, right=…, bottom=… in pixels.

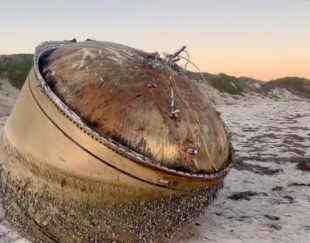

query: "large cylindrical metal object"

left=0, top=41, right=233, bottom=243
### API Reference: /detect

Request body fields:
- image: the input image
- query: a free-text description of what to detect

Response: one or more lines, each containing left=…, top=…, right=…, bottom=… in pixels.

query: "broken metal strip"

left=33, top=41, right=232, bottom=179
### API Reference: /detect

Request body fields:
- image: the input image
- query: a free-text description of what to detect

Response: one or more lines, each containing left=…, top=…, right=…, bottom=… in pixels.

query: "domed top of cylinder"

left=39, top=41, right=230, bottom=174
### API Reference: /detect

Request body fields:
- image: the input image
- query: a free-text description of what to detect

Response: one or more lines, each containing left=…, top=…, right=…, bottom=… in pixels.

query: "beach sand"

left=0, top=79, right=309, bottom=243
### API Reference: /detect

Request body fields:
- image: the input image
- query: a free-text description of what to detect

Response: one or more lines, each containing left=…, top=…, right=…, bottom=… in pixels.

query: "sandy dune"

left=0, top=79, right=309, bottom=243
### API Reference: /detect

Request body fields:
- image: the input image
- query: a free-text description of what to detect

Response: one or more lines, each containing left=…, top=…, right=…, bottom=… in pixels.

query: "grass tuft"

left=0, top=54, right=33, bottom=89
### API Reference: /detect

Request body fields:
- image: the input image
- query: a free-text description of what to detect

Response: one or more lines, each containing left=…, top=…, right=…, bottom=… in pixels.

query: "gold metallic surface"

left=0, top=41, right=232, bottom=242
left=2, top=68, right=226, bottom=203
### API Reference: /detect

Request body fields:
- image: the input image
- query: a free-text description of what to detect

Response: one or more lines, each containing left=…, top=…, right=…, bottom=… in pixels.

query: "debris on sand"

left=227, top=191, right=268, bottom=201
left=296, top=160, right=310, bottom=172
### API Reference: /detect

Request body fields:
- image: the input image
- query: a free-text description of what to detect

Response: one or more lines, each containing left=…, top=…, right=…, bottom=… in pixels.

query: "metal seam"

left=28, top=78, right=182, bottom=192
left=32, top=41, right=232, bottom=180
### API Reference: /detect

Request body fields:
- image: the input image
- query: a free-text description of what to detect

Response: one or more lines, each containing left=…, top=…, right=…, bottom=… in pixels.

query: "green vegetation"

left=187, top=70, right=310, bottom=98
left=0, top=54, right=309, bottom=98
left=265, top=77, right=309, bottom=94
left=0, top=54, right=33, bottom=89
left=257, top=77, right=310, bottom=98
left=186, top=71, right=244, bottom=95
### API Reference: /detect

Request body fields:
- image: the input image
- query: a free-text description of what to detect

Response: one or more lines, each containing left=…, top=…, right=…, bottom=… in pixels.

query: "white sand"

left=0, top=79, right=309, bottom=243
left=183, top=98, right=310, bottom=243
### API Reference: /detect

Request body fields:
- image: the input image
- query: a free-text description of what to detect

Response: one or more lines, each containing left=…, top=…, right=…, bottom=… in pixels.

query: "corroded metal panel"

left=0, top=40, right=233, bottom=243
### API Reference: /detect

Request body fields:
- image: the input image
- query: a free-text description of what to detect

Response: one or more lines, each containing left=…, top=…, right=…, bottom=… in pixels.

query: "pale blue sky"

left=0, top=0, right=309, bottom=80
